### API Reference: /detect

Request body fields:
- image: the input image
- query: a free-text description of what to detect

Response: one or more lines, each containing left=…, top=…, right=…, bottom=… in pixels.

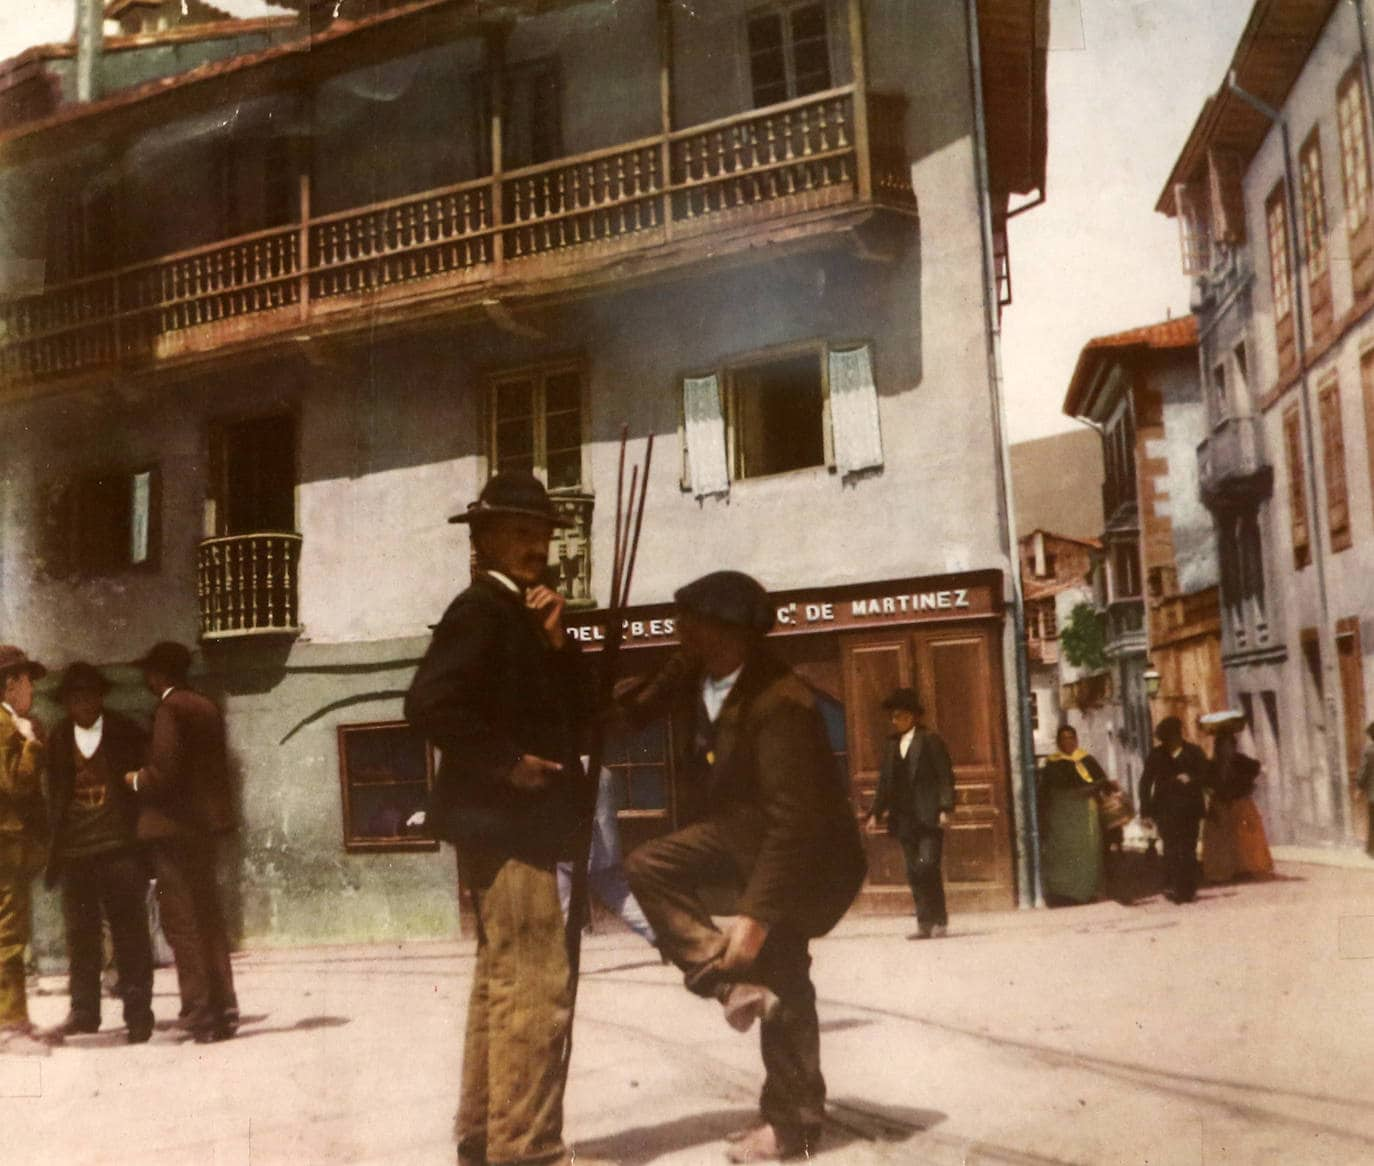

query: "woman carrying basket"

left=1038, top=725, right=1129, bottom=905
left=1199, top=710, right=1273, bottom=883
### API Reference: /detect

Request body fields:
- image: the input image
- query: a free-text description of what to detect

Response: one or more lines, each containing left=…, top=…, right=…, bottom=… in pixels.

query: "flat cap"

left=674, top=571, right=775, bottom=634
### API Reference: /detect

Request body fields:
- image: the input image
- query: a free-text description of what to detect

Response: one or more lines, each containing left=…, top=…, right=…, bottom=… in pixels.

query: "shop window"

left=1337, top=65, right=1374, bottom=298
left=1318, top=378, right=1352, bottom=552
left=489, top=363, right=585, bottom=491
left=1267, top=183, right=1296, bottom=375
left=1299, top=130, right=1333, bottom=340
left=747, top=2, right=832, bottom=109
left=1283, top=403, right=1311, bottom=570
left=337, top=721, right=437, bottom=852
left=604, top=719, right=669, bottom=815
left=42, top=466, right=160, bottom=578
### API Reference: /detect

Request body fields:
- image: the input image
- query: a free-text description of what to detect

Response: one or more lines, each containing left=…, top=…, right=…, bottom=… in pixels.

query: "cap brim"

left=448, top=505, right=573, bottom=528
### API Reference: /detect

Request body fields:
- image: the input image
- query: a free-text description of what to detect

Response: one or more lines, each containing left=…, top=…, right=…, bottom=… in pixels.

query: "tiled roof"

left=1062, top=315, right=1198, bottom=417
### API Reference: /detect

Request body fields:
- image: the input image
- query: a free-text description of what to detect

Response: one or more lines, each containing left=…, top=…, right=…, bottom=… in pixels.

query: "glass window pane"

left=747, top=13, right=784, bottom=53
left=544, top=371, right=582, bottom=414
left=735, top=352, right=825, bottom=477
left=496, top=379, right=534, bottom=420
left=790, top=4, right=827, bottom=41
left=496, top=416, right=534, bottom=464
left=545, top=408, right=581, bottom=453
left=628, top=767, right=666, bottom=811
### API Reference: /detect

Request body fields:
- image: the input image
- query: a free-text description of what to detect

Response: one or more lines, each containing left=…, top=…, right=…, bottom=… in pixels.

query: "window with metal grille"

left=337, top=721, right=437, bottom=853
left=489, top=363, right=585, bottom=491
left=746, top=2, right=832, bottom=109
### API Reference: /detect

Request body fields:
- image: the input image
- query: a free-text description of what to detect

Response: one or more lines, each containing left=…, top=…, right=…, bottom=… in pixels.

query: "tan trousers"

left=456, top=846, right=572, bottom=1166
left=0, top=836, right=43, bottom=1028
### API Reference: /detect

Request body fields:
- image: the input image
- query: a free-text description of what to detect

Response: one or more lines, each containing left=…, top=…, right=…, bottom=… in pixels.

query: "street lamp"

left=1143, top=663, right=1161, bottom=698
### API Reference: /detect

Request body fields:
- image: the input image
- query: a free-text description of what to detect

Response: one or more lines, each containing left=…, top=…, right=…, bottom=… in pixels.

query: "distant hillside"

left=1010, top=428, right=1104, bottom=541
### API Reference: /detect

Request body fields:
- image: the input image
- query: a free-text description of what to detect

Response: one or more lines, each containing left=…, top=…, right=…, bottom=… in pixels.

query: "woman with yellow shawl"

left=1038, top=725, right=1112, bottom=905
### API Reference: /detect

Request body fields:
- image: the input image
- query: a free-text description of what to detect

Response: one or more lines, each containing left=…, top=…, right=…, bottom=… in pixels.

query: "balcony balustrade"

left=1197, top=415, right=1272, bottom=507
left=0, top=87, right=914, bottom=389
left=549, top=491, right=594, bottom=609
left=197, top=532, right=303, bottom=640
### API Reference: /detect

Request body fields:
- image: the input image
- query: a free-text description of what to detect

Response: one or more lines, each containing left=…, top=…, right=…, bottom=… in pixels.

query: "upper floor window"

left=1282, top=403, right=1311, bottom=569
left=1300, top=131, right=1333, bottom=338
left=730, top=348, right=829, bottom=478
left=1267, top=183, right=1296, bottom=373
left=1338, top=65, right=1374, bottom=298
left=479, top=58, right=563, bottom=172
left=747, top=2, right=833, bottom=108
left=209, top=413, right=297, bottom=536
left=1317, top=377, right=1352, bottom=552
left=1210, top=360, right=1229, bottom=422
left=489, top=362, right=585, bottom=491
left=42, top=466, right=160, bottom=578
left=1110, top=541, right=1142, bottom=602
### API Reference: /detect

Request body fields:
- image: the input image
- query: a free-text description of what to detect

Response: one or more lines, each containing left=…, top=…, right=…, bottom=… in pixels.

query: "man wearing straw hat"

left=0, top=644, right=63, bottom=1054
left=406, top=471, right=605, bottom=1166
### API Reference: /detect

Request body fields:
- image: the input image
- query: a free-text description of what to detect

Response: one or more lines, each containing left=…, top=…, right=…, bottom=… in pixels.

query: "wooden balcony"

left=197, top=532, right=302, bottom=640
left=0, top=87, right=914, bottom=391
left=1197, top=415, right=1272, bottom=508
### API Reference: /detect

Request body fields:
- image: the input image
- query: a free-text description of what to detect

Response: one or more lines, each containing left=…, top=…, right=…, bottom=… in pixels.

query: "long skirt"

left=1040, top=791, right=1103, bottom=904
left=1202, top=796, right=1274, bottom=882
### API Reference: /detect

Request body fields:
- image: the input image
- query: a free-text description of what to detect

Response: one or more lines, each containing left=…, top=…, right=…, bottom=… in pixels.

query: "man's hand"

left=526, top=585, right=567, bottom=649
left=719, top=915, right=770, bottom=973
left=508, top=754, right=563, bottom=791
left=123, top=770, right=140, bottom=791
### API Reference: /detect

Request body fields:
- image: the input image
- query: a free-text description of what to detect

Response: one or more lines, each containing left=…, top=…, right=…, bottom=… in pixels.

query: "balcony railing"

left=197, top=532, right=302, bottom=640
left=549, top=491, right=594, bottom=609
left=1197, top=415, right=1271, bottom=505
left=0, top=87, right=914, bottom=389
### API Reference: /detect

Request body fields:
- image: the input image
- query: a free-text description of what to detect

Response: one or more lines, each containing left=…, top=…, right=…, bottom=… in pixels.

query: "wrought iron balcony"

left=1197, top=415, right=1272, bottom=508
left=548, top=492, right=594, bottom=609
left=197, top=532, right=302, bottom=640
left=0, top=87, right=915, bottom=390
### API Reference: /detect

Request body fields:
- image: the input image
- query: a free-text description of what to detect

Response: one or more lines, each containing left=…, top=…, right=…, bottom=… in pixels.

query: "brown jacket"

left=133, top=688, right=235, bottom=839
left=0, top=704, right=48, bottom=876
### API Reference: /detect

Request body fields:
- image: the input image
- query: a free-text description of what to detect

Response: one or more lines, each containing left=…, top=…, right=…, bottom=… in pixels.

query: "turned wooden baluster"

left=264, top=539, right=278, bottom=627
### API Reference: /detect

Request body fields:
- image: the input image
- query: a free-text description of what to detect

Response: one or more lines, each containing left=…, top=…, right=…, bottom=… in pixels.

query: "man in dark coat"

left=405, top=472, right=602, bottom=1166
left=47, top=662, right=155, bottom=1042
left=623, top=571, right=867, bottom=1163
left=1139, top=715, right=1210, bottom=904
left=122, top=641, right=239, bottom=1042
left=866, top=688, right=956, bottom=938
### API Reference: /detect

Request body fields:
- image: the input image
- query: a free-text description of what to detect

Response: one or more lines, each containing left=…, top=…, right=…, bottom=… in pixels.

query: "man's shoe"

left=57, top=1013, right=100, bottom=1036
left=127, top=1023, right=153, bottom=1045
left=931, top=924, right=948, bottom=939
left=907, top=925, right=933, bottom=940
left=721, top=983, right=781, bottom=1033
left=725, top=1123, right=815, bottom=1163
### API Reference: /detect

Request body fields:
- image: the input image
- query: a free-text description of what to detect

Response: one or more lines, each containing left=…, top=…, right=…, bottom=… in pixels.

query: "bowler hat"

left=56, top=661, right=111, bottom=701
left=881, top=687, right=923, bottom=715
left=0, top=645, right=46, bottom=682
left=133, top=641, right=193, bottom=681
left=448, top=472, right=572, bottom=527
left=1154, top=715, right=1183, bottom=741
left=673, top=571, right=775, bottom=634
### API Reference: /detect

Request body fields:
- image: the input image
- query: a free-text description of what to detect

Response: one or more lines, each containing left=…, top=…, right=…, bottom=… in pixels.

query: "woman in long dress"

left=1038, top=725, right=1110, bottom=905
left=1201, top=712, right=1274, bottom=882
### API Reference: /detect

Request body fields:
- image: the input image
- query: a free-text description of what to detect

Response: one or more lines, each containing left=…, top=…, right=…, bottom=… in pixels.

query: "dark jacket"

left=1140, top=740, right=1210, bottom=823
left=640, top=649, right=866, bottom=936
left=871, top=727, right=956, bottom=839
left=404, top=573, right=593, bottom=861
left=45, top=710, right=147, bottom=885
left=133, top=687, right=236, bottom=839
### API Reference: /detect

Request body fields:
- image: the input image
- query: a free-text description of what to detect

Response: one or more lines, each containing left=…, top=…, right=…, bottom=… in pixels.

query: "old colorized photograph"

left=0, top=1, right=1371, bottom=1163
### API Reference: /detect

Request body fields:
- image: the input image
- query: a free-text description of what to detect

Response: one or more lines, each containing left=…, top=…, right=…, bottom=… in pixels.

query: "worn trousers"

left=61, top=849, right=155, bottom=1029
left=0, top=836, right=44, bottom=1028
left=1159, top=814, right=1202, bottom=903
left=456, top=846, right=572, bottom=1166
left=899, top=828, right=948, bottom=928
left=625, top=819, right=826, bottom=1141
left=149, top=836, right=237, bottom=1035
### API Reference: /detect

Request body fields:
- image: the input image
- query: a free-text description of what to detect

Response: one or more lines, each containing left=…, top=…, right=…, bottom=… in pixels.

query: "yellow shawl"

left=1047, top=748, right=1096, bottom=783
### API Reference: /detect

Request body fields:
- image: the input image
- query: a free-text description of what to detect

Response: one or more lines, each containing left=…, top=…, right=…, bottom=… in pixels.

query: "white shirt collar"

left=899, top=726, right=917, bottom=758
left=486, top=570, right=522, bottom=596
left=74, top=716, right=104, bottom=760
left=701, top=664, right=744, bottom=723
left=161, top=687, right=175, bottom=702
left=0, top=702, right=13, bottom=718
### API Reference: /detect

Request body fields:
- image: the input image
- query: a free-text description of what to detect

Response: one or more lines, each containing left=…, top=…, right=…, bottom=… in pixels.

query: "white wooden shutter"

left=828, top=344, right=883, bottom=474
left=683, top=373, right=730, bottom=498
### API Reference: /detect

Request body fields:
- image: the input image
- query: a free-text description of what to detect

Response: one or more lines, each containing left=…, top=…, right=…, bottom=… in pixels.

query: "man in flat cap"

left=623, top=571, right=866, bottom=1163
left=0, top=645, right=63, bottom=1054
left=866, top=687, right=956, bottom=939
left=124, top=641, right=239, bottom=1042
left=47, top=662, right=155, bottom=1042
left=405, top=471, right=604, bottom=1166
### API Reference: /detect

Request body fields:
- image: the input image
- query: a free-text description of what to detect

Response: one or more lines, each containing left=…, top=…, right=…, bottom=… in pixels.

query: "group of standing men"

left=0, top=640, right=238, bottom=1054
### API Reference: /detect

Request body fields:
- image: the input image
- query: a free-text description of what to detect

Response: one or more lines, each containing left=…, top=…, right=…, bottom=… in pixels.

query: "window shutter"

left=827, top=343, right=883, bottom=475
left=682, top=373, right=730, bottom=498
left=1174, top=181, right=1211, bottom=275
left=1207, top=147, right=1246, bottom=245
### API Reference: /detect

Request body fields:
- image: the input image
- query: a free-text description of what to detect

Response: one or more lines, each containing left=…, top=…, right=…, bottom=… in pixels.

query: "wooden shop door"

left=1337, top=620, right=1367, bottom=847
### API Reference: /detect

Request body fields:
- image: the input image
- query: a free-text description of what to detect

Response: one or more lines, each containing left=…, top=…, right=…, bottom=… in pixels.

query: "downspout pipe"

left=76, top=0, right=103, bottom=104
left=966, top=0, right=1043, bottom=907
left=1227, top=72, right=1349, bottom=835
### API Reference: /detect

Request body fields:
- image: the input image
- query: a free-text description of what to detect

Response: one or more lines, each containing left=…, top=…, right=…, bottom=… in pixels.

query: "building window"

left=728, top=348, right=830, bottom=479
left=1338, top=65, right=1374, bottom=297
left=42, top=467, right=160, bottom=578
left=1283, top=403, right=1311, bottom=569
left=1110, top=541, right=1142, bottom=601
left=478, top=58, right=563, bottom=172
left=337, top=721, right=437, bottom=853
left=1211, top=361, right=1228, bottom=423
left=209, top=413, right=297, bottom=536
left=1028, top=691, right=1040, bottom=735
left=604, top=719, right=670, bottom=815
left=746, top=2, right=832, bottom=109
left=1361, top=347, right=1374, bottom=512
left=1318, top=378, right=1352, bottom=552
left=1267, top=184, right=1296, bottom=374
left=489, top=363, right=586, bottom=491
left=1102, top=407, right=1138, bottom=518
left=1299, top=131, right=1333, bottom=339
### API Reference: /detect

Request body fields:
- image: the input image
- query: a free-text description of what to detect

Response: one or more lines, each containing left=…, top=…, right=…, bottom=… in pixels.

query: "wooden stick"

left=620, top=434, right=654, bottom=609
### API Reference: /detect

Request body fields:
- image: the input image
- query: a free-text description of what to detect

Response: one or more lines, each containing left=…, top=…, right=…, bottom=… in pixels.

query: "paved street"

left=5, top=857, right=1374, bottom=1166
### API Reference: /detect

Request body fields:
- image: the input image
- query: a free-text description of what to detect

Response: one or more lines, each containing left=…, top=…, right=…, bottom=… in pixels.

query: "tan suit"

left=0, top=705, right=47, bottom=1028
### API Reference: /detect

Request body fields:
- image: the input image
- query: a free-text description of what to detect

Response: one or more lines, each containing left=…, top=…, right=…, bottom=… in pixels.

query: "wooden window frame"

left=743, top=0, right=836, bottom=110
left=486, top=358, right=589, bottom=493
left=1337, top=64, right=1374, bottom=299
left=1360, top=344, right=1374, bottom=525
left=723, top=338, right=834, bottom=481
left=1283, top=402, right=1312, bottom=570
left=43, top=463, right=162, bottom=579
left=1317, top=375, right=1353, bottom=552
left=1267, top=183, right=1296, bottom=375
left=337, top=720, right=438, bottom=854
left=1299, top=129, right=1333, bottom=341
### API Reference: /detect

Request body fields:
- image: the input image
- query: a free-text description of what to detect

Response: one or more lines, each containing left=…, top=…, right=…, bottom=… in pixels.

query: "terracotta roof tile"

left=1062, top=315, right=1198, bottom=418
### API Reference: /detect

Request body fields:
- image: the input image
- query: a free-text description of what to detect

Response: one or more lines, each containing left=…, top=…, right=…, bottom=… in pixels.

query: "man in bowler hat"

left=47, top=662, right=155, bottom=1042
left=405, top=471, right=606, bottom=1166
left=0, top=645, right=63, bottom=1054
left=867, top=688, right=956, bottom=939
left=1140, top=715, right=1210, bottom=904
left=623, top=571, right=867, bottom=1162
left=123, top=641, right=239, bottom=1042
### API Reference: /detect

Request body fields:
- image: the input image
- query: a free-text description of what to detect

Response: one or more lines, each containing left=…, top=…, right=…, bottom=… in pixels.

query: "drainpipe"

left=1227, top=72, right=1349, bottom=837
left=965, top=0, right=1043, bottom=907
left=76, top=0, right=103, bottom=103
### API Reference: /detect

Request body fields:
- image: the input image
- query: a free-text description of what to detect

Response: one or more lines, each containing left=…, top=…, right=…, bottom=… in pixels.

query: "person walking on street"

left=1037, top=725, right=1112, bottom=906
left=866, top=688, right=955, bottom=939
left=124, top=642, right=239, bottom=1043
left=623, top=571, right=867, bottom=1163
left=1140, top=716, right=1209, bottom=904
left=46, top=662, right=155, bottom=1043
left=405, top=471, right=606, bottom=1166
left=1199, top=710, right=1273, bottom=883
left=0, top=645, right=63, bottom=1055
